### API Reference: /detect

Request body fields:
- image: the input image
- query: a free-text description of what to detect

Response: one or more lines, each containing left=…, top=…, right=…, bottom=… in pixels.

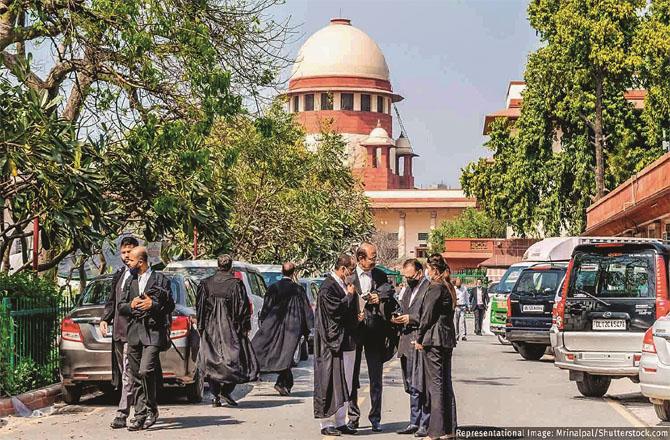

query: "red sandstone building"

left=286, top=18, right=476, bottom=260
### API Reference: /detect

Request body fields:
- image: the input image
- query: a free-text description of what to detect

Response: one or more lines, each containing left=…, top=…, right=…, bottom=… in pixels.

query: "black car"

left=506, top=263, right=567, bottom=360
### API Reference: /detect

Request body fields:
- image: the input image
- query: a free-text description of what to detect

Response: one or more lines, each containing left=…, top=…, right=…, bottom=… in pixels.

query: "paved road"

left=2, top=319, right=668, bottom=439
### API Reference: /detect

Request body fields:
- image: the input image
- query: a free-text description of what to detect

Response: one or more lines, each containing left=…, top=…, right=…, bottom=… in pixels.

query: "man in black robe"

left=252, top=262, right=313, bottom=396
left=313, top=254, right=360, bottom=437
left=196, top=254, right=259, bottom=407
left=100, top=236, right=138, bottom=429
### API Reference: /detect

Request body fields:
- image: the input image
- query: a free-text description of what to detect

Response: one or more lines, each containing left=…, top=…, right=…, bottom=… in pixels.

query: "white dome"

left=361, top=121, right=394, bottom=146
left=395, top=133, right=416, bottom=156
left=291, top=18, right=390, bottom=81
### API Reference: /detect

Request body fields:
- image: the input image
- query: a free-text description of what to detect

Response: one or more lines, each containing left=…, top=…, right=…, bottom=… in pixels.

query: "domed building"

left=287, top=18, right=477, bottom=263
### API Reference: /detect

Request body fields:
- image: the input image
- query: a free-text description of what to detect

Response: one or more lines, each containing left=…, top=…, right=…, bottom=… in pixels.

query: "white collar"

left=330, top=271, right=346, bottom=289
left=356, top=265, right=371, bottom=277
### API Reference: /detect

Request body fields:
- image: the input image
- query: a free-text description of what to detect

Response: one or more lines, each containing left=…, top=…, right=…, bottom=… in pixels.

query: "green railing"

left=452, top=269, right=489, bottom=287
left=0, top=295, right=75, bottom=395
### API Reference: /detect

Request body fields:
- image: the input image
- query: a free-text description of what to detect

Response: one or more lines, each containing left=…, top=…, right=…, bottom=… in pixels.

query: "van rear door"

left=563, top=245, right=659, bottom=353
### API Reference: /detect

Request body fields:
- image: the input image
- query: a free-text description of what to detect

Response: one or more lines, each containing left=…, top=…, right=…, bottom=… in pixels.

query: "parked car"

left=254, top=264, right=283, bottom=287
left=298, top=277, right=323, bottom=356
left=640, top=315, right=670, bottom=421
left=163, top=260, right=266, bottom=338
left=552, top=238, right=670, bottom=397
left=506, top=263, right=567, bottom=360
left=59, top=273, right=203, bottom=404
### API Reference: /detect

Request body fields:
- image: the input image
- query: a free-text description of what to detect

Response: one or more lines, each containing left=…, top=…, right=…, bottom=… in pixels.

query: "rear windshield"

left=568, top=251, right=656, bottom=299
left=261, top=271, right=283, bottom=287
left=164, top=266, right=216, bottom=284
left=512, top=270, right=565, bottom=296
left=496, top=266, right=526, bottom=293
left=78, top=276, right=184, bottom=306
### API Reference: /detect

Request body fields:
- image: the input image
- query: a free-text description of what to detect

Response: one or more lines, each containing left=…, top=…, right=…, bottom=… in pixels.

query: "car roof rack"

left=525, top=262, right=569, bottom=269
left=579, top=237, right=670, bottom=245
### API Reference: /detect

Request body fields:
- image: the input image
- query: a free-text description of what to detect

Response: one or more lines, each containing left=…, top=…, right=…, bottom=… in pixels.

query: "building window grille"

left=418, top=232, right=429, bottom=241
left=293, top=95, right=299, bottom=113
left=304, top=94, right=314, bottom=111
left=321, top=93, right=333, bottom=110
left=361, top=94, right=371, bottom=112
left=341, top=93, right=354, bottom=111
left=377, top=96, right=384, bottom=113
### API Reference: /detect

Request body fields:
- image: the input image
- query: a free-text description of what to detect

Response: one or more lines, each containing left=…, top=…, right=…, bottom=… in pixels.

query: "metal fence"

left=452, top=269, right=489, bottom=286
left=0, top=295, right=75, bottom=391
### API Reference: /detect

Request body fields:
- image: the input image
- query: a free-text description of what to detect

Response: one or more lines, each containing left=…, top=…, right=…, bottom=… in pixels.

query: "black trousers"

left=400, top=354, right=430, bottom=429
left=424, top=347, right=457, bottom=439
left=209, top=380, right=235, bottom=397
left=275, top=369, right=294, bottom=391
left=127, top=343, right=161, bottom=419
left=348, top=340, right=384, bottom=424
left=473, top=305, right=486, bottom=334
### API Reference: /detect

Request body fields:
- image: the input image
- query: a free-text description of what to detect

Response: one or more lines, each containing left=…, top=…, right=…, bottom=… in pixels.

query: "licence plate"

left=522, top=305, right=544, bottom=313
left=497, top=300, right=507, bottom=308
left=592, top=319, right=626, bottom=330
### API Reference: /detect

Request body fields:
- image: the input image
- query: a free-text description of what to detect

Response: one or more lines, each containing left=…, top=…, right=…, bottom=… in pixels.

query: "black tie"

left=129, top=275, right=140, bottom=299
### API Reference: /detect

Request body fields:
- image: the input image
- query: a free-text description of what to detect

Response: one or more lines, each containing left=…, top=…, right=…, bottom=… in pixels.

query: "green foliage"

left=207, top=103, right=374, bottom=272
left=428, top=208, right=506, bottom=253
left=462, top=0, right=666, bottom=236
left=0, top=271, right=60, bottom=301
left=0, top=356, right=55, bottom=397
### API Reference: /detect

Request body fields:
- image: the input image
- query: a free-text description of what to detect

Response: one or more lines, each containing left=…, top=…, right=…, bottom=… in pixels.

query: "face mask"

left=129, top=267, right=139, bottom=276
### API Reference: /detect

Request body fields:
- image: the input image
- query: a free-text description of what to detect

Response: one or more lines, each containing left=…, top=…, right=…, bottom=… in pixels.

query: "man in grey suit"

left=391, top=259, right=431, bottom=437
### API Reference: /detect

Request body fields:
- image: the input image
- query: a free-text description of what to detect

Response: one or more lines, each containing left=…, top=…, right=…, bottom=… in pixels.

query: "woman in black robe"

left=415, top=253, right=458, bottom=439
left=196, top=257, right=259, bottom=407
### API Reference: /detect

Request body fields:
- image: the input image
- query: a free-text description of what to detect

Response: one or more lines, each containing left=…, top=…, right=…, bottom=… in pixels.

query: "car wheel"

left=576, top=374, right=611, bottom=398
left=654, top=401, right=670, bottom=421
left=511, top=342, right=520, bottom=353
left=517, top=343, right=546, bottom=361
left=62, top=383, right=82, bottom=405
left=497, top=334, right=511, bottom=345
left=185, top=370, right=204, bottom=403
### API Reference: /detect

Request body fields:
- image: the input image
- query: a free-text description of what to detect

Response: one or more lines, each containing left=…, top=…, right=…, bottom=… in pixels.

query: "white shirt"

left=476, top=287, right=483, bottom=306
left=409, top=278, right=428, bottom=306
left=331, top=271, right=347, bottom=294
left=120, top=267, right=131, bottom=291
left=456, top=285, right=469, bottom=306
left=356, top=265, right=372, bottom=295
left=138, top=268, right=153, bottom=295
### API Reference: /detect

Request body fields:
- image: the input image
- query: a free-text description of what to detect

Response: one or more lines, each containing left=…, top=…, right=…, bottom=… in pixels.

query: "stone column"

left=398, top=211, right=406, bottom=259
left=430, top=211, right=437, bottom=230
left=381, top=147, right=390, bottom=169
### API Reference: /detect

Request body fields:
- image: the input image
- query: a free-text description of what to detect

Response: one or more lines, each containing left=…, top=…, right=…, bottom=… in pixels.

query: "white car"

left=640, top=315, right=670, bottom=421
left=163, top=260, right=266, bottom=338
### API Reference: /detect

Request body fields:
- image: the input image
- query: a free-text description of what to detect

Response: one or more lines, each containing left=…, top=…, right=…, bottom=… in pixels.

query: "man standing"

left=313, top=255, right=359, bottom=436
left=454, top=278, right=469, bottom=341
left=391, top=259, right=430, bottom=437
left=101, top=236, right=139, bottom=429
left=118, top=246, right=175, bottom=431
left=348, top=242, right=397, bottom=433
left=469, top=279, right=489, bottom=336
left=196, top=255, right=258, bottom=408
left=252, top=262, right=314, bottom=396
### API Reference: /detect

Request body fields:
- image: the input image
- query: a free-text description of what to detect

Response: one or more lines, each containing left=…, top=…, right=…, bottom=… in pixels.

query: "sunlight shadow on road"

left=236, top=398, right=304, bottom=409
left=153, top=415, right=241, bottom=430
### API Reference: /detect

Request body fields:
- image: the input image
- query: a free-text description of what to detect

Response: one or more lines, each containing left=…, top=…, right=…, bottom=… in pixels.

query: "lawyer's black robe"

left=196, top=271, right=259, bottom=384
left=252, top=278, right=314, bottom=372
left=313, top=275, right=357, bottom=419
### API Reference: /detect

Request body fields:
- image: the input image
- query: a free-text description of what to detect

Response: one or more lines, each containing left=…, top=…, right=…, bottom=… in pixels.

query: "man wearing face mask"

left=391, top=259, right=431, bottom=437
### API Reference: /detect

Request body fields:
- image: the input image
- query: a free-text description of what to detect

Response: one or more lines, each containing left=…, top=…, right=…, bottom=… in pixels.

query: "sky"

left=273, top=0, right=540, bottom=187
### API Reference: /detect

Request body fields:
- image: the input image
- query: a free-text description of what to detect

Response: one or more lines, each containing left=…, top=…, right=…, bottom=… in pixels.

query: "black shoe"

left=321, top=427, right=342, bottom=436
left=347, top=421, right=359, bottom=430
left=414, top=427, right=428, bottom=438
left=127, top=417, right=146, bottom=431
left=274, top=384, right=290, bottom=396
left=397, top=425, right=419, bottom=435
left=110, top=417, right=126, bottom=429
left=337, top=424, right=358, bottom=435
left=143, top=411, right=158, bottom=429
left=212, top=397, right=222, bottom=407
left=371, top=421, right=382, bottom=432
left=462, top=336, right=467, bottom=341
left=221, top=393, right=238, bottom=407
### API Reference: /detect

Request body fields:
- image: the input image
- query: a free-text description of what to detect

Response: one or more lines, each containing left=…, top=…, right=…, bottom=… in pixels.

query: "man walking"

left=252, top=262, right=314, bottom=396
left=118, top=246, right=175, bottom=431
left=101, top=236, right=139, bottom=429
left=348, top=242, right=398, bottom=433
left=454, top=278, right=469, bottom=341
left=391, top=259, right=430, bottom=437
left=196, top=255, right=258, bottom=408
left=313, top=255, right=359, bottom=436
left=469, top=279, right=489, bottom=336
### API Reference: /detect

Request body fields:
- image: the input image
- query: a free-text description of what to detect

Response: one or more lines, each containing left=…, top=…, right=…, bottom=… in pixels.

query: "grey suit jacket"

left=397, top=277, right=430, bottom=358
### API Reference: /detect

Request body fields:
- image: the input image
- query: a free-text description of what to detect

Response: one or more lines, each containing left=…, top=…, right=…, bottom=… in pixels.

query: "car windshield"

left=164, top=266, right=216, bottom=284
left=78, top=275, right=186, bottom=306
left=512, top=270, right=564, bottom=296
left=497, top=266, right=525, bottom=293
left=568, top=251, right=656, bottom=298
left=262, top=271, right=283, bottom=287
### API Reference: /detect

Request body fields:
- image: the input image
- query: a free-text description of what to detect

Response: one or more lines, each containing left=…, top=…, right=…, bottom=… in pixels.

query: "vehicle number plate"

left=592, top=319, right=626, bottom=330
left=522, top=305, right=544, bottom=313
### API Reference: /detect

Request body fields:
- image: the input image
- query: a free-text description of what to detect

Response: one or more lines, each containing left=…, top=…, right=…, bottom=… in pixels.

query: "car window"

left=497, top=267, right=525, bottom=293
left=79, top=279, right=112, bottom=306
left=569, top=251, right=656, bottom=298
left=168, top=277, right=184, bottom=305
left=163, top=266, right=216, bottom=284
left=246, top=271, right=261, bottom=297
left=254, top=273, right=267, bottom=297
left=513, top=270, right=564, bottom=296
left=310, top=283, right=319, bottom=304
left=184, top=279, right=197, bottom=308
left=261, top=271, right=283, bottom=287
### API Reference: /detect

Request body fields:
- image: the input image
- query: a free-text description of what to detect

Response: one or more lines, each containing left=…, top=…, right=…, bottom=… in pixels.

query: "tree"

left=206, top=104, right=374, bottom=273
left=371, top=230, right=399, bottom=268
left=428, top=208, right=506, bottom=253
left=462, top=0, right=665, bottom=236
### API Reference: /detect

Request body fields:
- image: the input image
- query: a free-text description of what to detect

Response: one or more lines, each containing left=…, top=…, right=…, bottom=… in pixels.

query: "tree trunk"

left=78, top=257, right=87, bottom=293
left=594, top=75, right=605, bottom=200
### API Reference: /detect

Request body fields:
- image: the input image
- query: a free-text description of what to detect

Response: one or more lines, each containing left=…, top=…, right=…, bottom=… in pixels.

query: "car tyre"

left=654, top=401, right=670, bottom=421
left=62, top=383, right=82, bottom=405
left=517, top=343, right=546, bottom=361
left=185, top=370, right=204, bottom=403
left=576, top=374, right=611, bottom=398
left=511, top=342, right=520, bottom=353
